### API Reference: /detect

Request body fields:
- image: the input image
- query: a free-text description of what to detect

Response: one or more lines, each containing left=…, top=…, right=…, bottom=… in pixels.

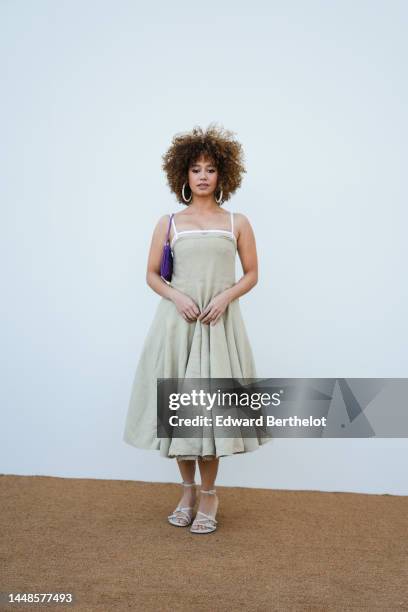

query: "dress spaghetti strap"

left=171, top=214, right=178, bottom=240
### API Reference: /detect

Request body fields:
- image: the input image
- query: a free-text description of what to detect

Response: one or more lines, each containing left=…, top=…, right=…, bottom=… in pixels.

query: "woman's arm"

left=145, top=215, right=178, bottom=300
left=145, top=215, right=200, bottom=322
left=224, top=213, right=258, bottom=302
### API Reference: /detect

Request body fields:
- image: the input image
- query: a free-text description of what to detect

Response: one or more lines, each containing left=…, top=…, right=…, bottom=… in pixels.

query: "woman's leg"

left=198, top=456, right=219, bottom=490
left=173, top=459, right=197, bottom=517
left=193, top=457, right=219, bottom=530
left=176, top=457, right=196, bottom=484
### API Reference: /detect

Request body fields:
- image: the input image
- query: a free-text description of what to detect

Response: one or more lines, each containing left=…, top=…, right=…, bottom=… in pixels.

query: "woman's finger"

left=201, top=309, right=215, bottom=324
left=189, top=309, right=198, bottom=321
left=199, top=304, right=211, bottom=319
left=187, top=307, right=198, bottom=320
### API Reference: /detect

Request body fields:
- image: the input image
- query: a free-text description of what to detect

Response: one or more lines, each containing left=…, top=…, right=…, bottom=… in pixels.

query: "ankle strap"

left=182, top=481, right=195, bottom=487
left=200, top=489, right=216, bottom=494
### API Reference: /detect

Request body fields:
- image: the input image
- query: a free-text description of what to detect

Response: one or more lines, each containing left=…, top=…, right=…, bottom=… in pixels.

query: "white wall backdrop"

left=1, top=0, right=407, bottom=494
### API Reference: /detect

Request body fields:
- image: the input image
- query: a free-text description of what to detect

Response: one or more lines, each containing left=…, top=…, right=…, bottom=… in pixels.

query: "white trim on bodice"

left=170, top=211, right=236, bottom=249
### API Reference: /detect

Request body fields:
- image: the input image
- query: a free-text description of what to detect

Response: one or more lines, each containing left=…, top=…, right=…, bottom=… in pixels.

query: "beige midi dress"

left=123, top=210, right=273, bottom=461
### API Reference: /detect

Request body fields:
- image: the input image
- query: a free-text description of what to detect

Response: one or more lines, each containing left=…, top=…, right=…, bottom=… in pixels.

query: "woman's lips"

left=198, top=184, right=209, bottom=187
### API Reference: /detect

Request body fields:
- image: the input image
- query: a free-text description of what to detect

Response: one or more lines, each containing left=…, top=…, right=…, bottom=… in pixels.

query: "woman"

left=123, top=123, right=272, bottom=534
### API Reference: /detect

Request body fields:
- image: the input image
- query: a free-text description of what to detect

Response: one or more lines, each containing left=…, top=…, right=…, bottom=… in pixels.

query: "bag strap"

left=165, top=213, right=174, bottom=244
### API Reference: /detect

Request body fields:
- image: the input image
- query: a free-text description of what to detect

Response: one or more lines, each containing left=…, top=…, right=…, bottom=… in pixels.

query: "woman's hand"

left=198, top=291, right=231, bottom=326
left=172, top=291, right=201, bottom=323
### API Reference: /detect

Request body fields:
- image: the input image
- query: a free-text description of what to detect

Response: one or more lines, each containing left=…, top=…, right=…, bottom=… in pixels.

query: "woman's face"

left=187, top=155, right=219, bottom=198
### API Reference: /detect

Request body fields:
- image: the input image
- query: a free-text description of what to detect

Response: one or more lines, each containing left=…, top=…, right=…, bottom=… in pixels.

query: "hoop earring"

left=215, top=186, right=223, bottom=205
left=182, top=182, right=192, bottom=203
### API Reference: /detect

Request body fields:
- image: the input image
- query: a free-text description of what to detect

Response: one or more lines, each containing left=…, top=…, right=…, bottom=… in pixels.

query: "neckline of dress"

left=170, top=229, right=237, bottom=250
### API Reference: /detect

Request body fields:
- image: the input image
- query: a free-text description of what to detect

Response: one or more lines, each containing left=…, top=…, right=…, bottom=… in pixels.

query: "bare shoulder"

left=148, top=214, right=172, bottom=246
left=233, top=212, right=254, bottom=239
left=154, top=214, right=171, bottom=232
left=233, top=212, right=251, bottom=225
left=158, top=213, right=172, bottom=225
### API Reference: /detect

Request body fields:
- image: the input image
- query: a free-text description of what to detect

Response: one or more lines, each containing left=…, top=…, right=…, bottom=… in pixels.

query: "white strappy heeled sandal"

left=167, top=481, right=196, bottom=527
left=190, top=489, right=218, bottom=534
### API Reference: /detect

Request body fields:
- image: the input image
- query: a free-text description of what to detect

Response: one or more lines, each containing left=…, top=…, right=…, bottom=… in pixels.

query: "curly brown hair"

left=161, top=123, right=246, bottom=205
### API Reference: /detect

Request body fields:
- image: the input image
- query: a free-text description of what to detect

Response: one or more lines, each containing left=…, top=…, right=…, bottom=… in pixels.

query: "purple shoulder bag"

left=160, top=213, right=174, bottom=282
